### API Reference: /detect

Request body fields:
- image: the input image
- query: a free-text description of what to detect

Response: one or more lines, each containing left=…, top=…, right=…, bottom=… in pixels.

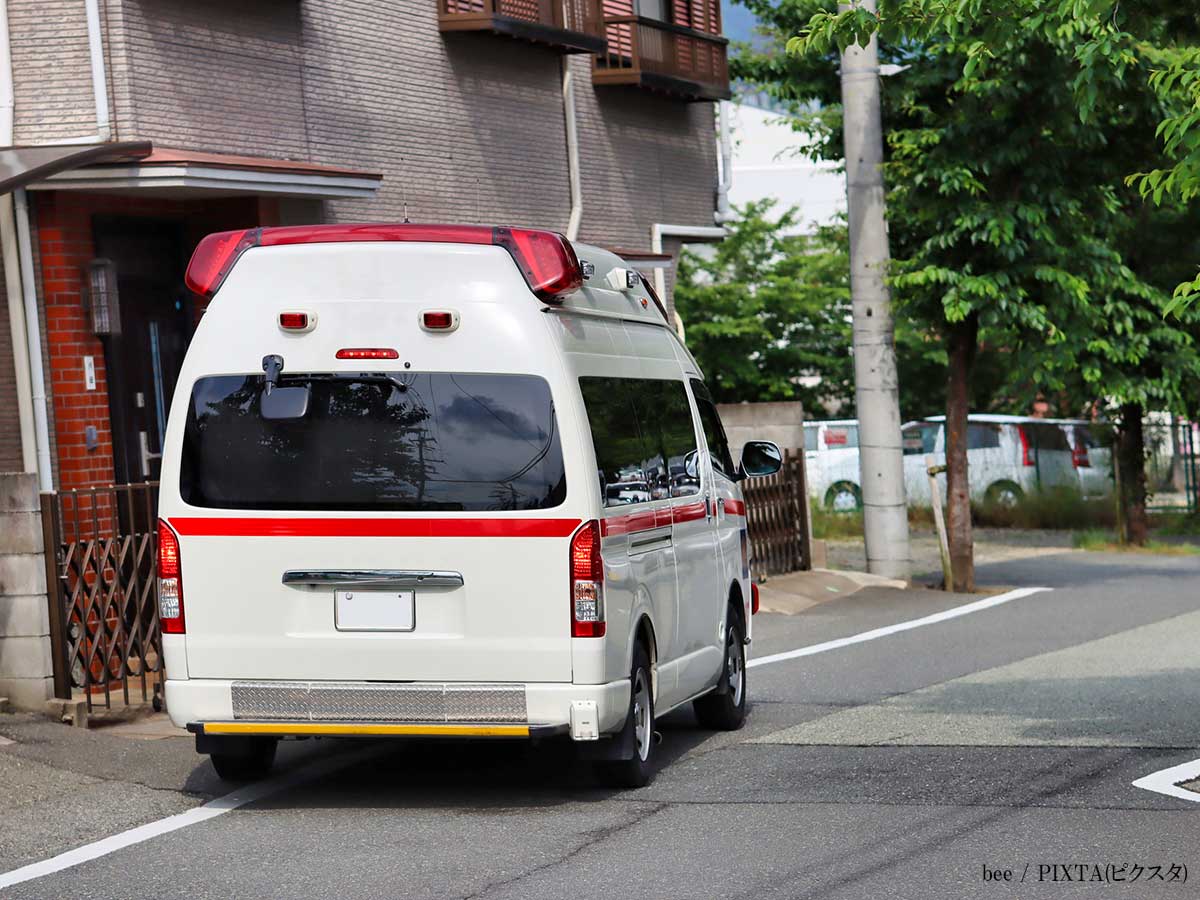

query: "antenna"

left=399, top=156, right=410, bottom=223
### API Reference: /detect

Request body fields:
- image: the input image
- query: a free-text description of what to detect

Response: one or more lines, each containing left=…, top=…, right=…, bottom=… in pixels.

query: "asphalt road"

left=2, top=549, right=1199, bottom=899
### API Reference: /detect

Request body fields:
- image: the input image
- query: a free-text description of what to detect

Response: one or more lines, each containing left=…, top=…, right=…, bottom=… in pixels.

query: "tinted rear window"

left=180, top=372, right=566, bottom=511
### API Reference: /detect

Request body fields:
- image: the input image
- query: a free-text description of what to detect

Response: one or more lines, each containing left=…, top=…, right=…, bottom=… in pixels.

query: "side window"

left=644, top=380, right=700, bottom=498
left=689, top=378, right=735, bottom=478
left=580, top=378, right=650, bottom=507
left=804, top=425, right=819, bottom=452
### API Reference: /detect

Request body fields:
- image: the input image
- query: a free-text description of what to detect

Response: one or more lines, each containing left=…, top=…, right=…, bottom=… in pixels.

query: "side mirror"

left=684, top=449, right=700, bottom=479
left=739, top=440, right=782, bottom=478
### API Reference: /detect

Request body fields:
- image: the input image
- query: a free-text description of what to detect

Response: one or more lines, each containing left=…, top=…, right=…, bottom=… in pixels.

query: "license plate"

left=334, top=590, right=415, bottom=632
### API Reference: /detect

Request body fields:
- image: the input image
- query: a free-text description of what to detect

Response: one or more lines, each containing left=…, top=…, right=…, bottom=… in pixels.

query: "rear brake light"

left=570, top=520, right=605, bottom=638
left=185, top=224, right=582, bottom=303
left=1018, top=426, right=1035, bottom=466
left=336, top=348, right=399, bottom=359
left=157, top=519, right=185, bottom=635
left=751, top=582, right=760, bottom=615
left=1072, top=443, right=1090, bottom=468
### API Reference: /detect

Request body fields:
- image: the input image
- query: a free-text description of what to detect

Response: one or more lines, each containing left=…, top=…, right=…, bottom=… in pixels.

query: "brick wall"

left=0, top=253, right=22, bottom=472
left=31, top=192, right=261, bottom=492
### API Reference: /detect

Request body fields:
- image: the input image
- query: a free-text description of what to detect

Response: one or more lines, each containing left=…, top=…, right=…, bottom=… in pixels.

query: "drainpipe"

left=714, top=101, right=735, bottom=224
left=84, top=0, right=112, bottom=141
left=14, top=187, right=53, bottom=491
left=562, top=59, right=582, bottom=241
left=650, top=222, right=727, bottom=317
left=0, top=2, right=37, bottom=472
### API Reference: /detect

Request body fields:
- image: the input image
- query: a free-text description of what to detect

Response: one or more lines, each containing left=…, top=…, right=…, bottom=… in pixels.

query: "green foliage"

left=675, top=200, right=856, bottom=409
left=734, top=0, right=1200, bottom=420
left=972, top=486, right=1115, bottom=530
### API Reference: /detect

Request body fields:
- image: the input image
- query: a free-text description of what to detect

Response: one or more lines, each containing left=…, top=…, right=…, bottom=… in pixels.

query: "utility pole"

left=839, top=0, right=910, bottom=580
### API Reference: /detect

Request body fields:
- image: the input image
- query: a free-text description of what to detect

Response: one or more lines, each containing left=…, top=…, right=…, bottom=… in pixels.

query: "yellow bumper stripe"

left=202, top=722, right=530, bottom=737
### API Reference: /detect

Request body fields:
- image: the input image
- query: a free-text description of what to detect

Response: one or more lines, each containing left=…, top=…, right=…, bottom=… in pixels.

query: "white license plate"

left=334, top=590, right=415, bottom=632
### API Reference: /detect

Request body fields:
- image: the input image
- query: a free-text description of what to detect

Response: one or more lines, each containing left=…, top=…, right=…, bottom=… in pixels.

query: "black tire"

left=825, top=481, right=862, bottom=512
left=693, top=612, right=747, bottom=731
left=595, top=642, right=656, bottom=789
left=984, top=480, right=1024, bottom=507
left=210, top=738, right=278, bottom=781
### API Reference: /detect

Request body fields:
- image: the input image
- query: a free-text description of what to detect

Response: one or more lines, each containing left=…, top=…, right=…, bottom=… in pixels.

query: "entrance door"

left=93, top=218, right=191, bottom=487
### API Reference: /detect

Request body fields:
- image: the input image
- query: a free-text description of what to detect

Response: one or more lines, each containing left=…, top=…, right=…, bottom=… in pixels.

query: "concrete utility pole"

left=839, top=0, right=911, bottom=580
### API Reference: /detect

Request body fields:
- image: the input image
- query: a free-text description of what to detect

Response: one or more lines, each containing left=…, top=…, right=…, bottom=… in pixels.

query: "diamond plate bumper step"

left=229, top=680, right=529, bottom=724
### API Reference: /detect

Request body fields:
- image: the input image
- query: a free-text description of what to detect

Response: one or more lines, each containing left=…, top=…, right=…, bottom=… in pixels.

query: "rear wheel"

left=595, top=642, right=655, bottom=789
left=984, top=480, right=1024, bottom=507
left=693, top=613, right=747, bottom=731
left=210, top=737, right=278, bottom=781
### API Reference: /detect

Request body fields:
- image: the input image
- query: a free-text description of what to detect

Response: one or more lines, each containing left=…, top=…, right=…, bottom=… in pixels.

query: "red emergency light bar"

left=185, top=224, right=583, bottom=303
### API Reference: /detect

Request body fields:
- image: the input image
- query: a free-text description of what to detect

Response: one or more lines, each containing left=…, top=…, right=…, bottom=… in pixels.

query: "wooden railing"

left=440, top=0, right=605, bottom=47
left=42, top=482, right=164, bottom=711
left=742, top=449, right=812, bottom=576
left=593, top=15, right=729, bottom=99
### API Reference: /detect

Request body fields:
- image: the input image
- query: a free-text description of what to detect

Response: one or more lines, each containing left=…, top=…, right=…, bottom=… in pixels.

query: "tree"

left=675, top=200, right=856, bottom=411
left=737, top=1, right=1200, bottom=584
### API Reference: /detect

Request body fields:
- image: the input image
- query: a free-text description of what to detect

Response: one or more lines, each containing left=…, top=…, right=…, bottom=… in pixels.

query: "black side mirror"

left=739, top=440, right=782, bottom=478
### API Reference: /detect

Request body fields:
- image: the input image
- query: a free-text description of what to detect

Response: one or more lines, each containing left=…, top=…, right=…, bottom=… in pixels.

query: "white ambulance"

left=158, top=224, right=782, bottom=788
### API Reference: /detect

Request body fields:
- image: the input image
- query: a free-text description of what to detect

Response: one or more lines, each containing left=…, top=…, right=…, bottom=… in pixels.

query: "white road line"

left=0, top=745, right=379, bottom=891
left=748, top=586, right=1052, bottom=669
left=1132, top=757, right=1200, bottom=803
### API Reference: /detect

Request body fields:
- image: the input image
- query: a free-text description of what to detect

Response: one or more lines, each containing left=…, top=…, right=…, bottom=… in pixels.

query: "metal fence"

left=742, top=448, right=812, bottom=576
left=41, top=483, right=163, bottom=711
left=1143, top=419, right=1199, bottom=514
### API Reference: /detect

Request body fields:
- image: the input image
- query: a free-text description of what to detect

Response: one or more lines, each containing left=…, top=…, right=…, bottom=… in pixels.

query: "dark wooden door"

left=93, top=218, right=191, bottom=488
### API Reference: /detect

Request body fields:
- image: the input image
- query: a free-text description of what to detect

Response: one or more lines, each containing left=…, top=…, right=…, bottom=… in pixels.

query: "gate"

left=41, top=483, right=163, bottom=711
left=742, top=448, right=812, bottom=576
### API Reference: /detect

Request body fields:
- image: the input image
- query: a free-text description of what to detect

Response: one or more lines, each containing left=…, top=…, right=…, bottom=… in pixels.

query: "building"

left=0, top=0, right=731, bottom=497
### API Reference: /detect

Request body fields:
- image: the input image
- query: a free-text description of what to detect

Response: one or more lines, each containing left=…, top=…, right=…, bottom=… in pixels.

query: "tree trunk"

left=1116, top=403, right=1149, bottom=546
left=944, top=314, right=978, bottom=592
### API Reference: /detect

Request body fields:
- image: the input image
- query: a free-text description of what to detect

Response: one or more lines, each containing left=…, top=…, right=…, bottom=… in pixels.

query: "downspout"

left=0, top=0, right=37, bottom=472
left=14, top=186, right=52, bottom=491
left=714, top=100, right=734, bottom=224
left=650, top=222, right=727, bottom=318
left=562, top=59, right=582, bottom=241
left=85, top=0, right=112, bottom=141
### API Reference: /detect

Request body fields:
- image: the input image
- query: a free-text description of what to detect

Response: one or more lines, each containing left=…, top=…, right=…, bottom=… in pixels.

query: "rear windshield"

left=180, top=372, right=566, bottom=511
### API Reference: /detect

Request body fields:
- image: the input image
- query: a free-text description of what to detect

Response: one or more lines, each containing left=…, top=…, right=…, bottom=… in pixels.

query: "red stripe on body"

left=723, top=498, right=746, bottom=516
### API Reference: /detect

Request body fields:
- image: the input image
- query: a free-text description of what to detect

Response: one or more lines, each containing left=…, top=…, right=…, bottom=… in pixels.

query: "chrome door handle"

left=282, top=570, right=464, bottom=588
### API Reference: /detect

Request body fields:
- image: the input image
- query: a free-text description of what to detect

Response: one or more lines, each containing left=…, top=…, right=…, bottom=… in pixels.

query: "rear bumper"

left=166, top=678, right=630, bottom=739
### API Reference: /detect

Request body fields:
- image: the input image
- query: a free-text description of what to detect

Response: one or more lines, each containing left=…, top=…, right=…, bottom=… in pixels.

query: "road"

left=2, top=549, right=1199, bottom=898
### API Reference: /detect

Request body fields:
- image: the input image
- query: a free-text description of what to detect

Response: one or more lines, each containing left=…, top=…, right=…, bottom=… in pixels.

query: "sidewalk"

left=757, top=568, right=906, bottom=615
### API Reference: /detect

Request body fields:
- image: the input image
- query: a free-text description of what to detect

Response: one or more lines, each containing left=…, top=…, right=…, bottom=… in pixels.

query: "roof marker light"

left=278, top=311, right=316, bottom=333
left=336, top=348, right=399, bottom=360
left=421, top=310, right=459, bottom=332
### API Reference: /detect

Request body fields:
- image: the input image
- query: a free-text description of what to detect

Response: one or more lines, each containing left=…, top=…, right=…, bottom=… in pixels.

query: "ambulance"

left=158, top=224, right=781, bottom=787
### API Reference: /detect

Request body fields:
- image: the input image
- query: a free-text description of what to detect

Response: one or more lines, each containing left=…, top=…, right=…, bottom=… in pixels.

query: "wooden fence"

left=742, top=448, right=812, bottom=576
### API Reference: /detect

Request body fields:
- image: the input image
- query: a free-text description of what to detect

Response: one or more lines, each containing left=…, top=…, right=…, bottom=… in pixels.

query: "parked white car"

left=903, top=415, right=1078, bottom=506
left=804, top=420, right=863, bottom=511
left=158, top=224, right=782, bottom=788
left=1053, top=419, right=1114, bottom=499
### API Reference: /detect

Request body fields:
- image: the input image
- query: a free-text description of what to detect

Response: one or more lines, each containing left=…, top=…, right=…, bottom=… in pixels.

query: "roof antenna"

left=400, top=156, right=410, bottom=224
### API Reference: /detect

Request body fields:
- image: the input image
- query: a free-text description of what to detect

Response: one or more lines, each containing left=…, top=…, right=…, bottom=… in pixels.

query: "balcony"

left=592, top=15, right=730, bottom=101
left=439, top=0, right=606, bottom=54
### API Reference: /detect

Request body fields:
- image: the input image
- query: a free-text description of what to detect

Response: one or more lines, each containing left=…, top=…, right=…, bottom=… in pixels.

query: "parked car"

left=903, top=415, right=1078, bottom=505
left=158, top=224, right=782, bottom=788
left=1053, top=419, right=1114, bottom=499
left=804, top=420, right=863, bottom=510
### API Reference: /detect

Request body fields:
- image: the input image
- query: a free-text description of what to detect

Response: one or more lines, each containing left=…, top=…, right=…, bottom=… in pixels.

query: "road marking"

left=1132, top=757, right=1200, bottom=803
left=0, top=745, right=379, bottom=891
left=748, top=586, right=1052, bottom=669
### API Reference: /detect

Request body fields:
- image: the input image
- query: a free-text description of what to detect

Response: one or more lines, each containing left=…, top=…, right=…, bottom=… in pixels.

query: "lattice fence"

left=742, top=449, right=812, bottom=577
